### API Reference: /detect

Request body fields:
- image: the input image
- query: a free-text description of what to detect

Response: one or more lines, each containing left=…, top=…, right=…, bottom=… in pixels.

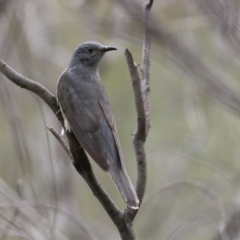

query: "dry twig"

left=124, top=0, right=153, bottom=224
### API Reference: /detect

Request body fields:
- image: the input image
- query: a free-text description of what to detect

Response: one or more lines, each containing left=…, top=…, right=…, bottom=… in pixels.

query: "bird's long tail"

left=109, top=166, right=139, bottom=209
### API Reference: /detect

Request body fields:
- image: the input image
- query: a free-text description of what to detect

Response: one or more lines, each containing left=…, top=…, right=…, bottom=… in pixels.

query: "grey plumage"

left=57, top=41, right=139, bottom=209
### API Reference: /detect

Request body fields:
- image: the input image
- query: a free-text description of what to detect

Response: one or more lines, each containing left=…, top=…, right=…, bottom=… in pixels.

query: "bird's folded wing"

left=98, top=95, right=125, bottom=168
left=67, top=115, right=109, bottom=171
left=57, top=76, right=109, bottom=171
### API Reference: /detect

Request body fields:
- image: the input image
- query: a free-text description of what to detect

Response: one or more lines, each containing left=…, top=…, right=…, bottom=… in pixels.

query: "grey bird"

left=57, top=41, right=139, bottom=209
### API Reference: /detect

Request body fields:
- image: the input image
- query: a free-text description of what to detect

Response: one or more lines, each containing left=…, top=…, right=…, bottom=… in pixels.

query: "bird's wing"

left=98, top=90, right=140, bottom=209
left=98, top=88, right=125, bottom=168
left=57, top=71, right=109, bottom=170
left=58, top=71, right=139, bottom=208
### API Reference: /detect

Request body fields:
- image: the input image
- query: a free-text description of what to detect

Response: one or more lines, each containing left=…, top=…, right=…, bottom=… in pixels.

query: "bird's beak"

left=102, top=46, right=117, bottom=52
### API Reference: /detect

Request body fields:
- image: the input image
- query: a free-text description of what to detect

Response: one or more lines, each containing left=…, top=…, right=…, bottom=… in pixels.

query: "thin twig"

left=47, top=127, right=73, bottom=160
left=125, top=49, right=147, bottom=212
left=124, top=0, right=153, bottom=223
left=120, top=0, right=240, bottom=117
left=124, top=48, right=147, bottom=231
left=141, top=0, right=152, bottom=134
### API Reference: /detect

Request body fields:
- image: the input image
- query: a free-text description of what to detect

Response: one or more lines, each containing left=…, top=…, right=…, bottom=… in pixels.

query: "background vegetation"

left=1, top=0, right=240, bottom=239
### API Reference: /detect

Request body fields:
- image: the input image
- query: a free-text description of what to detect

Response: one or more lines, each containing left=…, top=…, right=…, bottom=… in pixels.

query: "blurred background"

left=1, top=0, right=240, bottom=239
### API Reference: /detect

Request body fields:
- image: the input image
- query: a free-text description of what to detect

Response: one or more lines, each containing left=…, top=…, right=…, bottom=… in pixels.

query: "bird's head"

left=69, top=41, right=117, bottom=68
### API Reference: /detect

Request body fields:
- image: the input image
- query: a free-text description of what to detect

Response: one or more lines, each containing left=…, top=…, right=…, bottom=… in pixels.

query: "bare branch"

left=141, top=0, right=152, bottom=134
left=0, top=58, right=126, bottom=237
left=125, top=49, right=147, bottom=206
left=0, top=59, right=61, bottom=121
left=47, top=127, right=73, bottom=160
left=124, top=0, right=153, bottom=223
left=125, top=49, right=146, bottom=139
left=65, top=132, right=127, bottom=237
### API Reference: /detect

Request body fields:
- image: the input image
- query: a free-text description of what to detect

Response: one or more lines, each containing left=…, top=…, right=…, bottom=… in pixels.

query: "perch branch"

left=0, top=58, right=129, bottom=237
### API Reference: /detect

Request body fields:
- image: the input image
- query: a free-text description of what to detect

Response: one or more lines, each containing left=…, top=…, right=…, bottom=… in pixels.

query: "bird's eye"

left=88, top=48, right=94, bottom=53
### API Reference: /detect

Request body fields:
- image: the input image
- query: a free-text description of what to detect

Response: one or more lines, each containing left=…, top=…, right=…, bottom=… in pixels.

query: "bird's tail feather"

left=109, top=166, right=139, bottom=209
